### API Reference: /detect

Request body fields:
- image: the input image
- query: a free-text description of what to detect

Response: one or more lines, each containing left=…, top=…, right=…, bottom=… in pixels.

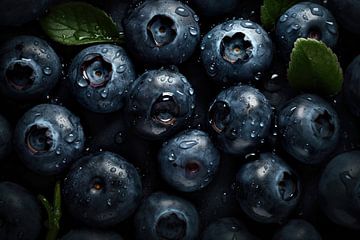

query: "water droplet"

left=290, top=106, right=297, bottom=112
left=116, top=64, right=126, bottom=73
left=179, top=140, right=198, bottom=149
left=251, top=131, right=256, bottom=138
left=291, top=13, right=297, bottom=18
left=302, top=14, right=309, bottom=20
left=256, top=28, right=262, bottom=34
left=168, top=152, right=176, bottom=161
left=279, top=14, right=288, bottom=22
left=34, top=41, right=39, bottom=46
left=188, top=88, right=194, bottom=95
left=110, top=167, right=116, bottom=173
left=189, top=26, right=198, bottom=36
left=271, top=73, right=279, bottom=80
left=292, top=24, right=301, bottom=31
left=311, top=7, right=323, bottom=16
left=65, top=133, right=76, bottom=143
left=43, top=66, right=52, bottom=75
left=175, top=7, right=189, bottom=17
left=241, top=21, right=256, bottom=29
left=326, top=21, right=337, bottom=34
left=56, top=148, right=61, bottom=155
left=107, top=199, right=112, bottom=207
left=77, top=77, right=88, bottom=87
left=101, top=89, right=108, bottom=98
left=101, top=48, right=108, bottom=53
left=193, top=14, right=199, bottom=22
left=259, top=122, right=264, bottom=127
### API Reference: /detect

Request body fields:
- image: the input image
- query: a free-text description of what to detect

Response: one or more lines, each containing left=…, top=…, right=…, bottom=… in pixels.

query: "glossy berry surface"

left=123, top=0, right=200, bottom=65
left=158, top=129, right=220, bottom=192
left=14, top=104, right=85, bottom=175
left=236, top=153, right=301, bottom=223
left=61, top=229, right=123, bottom=240
left=63, top=151, right=143, bottom=227
left=208, top=85, right=272, bottom=155
left=0, top=181, right=42, bottom=240
left=0, top=114, right=12, bottom=160
left=276, top=2, right=338, bottom=60
left=278, top=94, right=340, bottom=164
left=68, top=44, right=136, bottom=113
left=0, top=35, right=61, bottom=100
left=202, top=217, right=258, bottom=240
left=126, top=68, right=195, bottom=140
left=343, top=55, right=360, bottom=117
left=201, top=19, right=273, bottom=85
left=134, top=192, right=200, bottom=240
left=319, top=151, right=360, bottom=230
left=273, top=219, right=321, bottom=240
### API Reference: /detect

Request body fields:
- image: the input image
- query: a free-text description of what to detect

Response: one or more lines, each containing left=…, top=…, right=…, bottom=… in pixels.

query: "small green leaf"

left=287, top=38, right=343, bottom=96
left=40, top=2, right=123, bottom=45
left=260, top=0, right=301, bottom=30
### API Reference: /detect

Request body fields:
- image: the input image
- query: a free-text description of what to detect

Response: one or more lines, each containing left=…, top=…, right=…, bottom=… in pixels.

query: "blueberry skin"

left=0, top=182, right=42, bottom=240
left=0, top=35, right=61, bottom=100
left=192, top=0, right=237, bottom=17
left=14, top=104, right=85, bottom=175
left=236, top=153, right=301, bottom=223
left=278, top=94, right=340, bottom=164
left=276, top=2, right=338, bottom=60
left=208, top=85, right=272, bottom=155
left=273, top=219, right=321, bottom=240
left=158, top=129, right=220, bottom=192
left=343, top=55, right=360, bottom=118
left=202, top=217, right=258, bottom=240
left=68, top=44, right=136, bottom=113
left=327, top=0, right=360, bottom=35
left=134, top=192, right=200, bottom=240
left=201, top=19, right=273, bottom=85
left=319, top=151, right=360, bottom=229
left=0, top=114, right=12, bottom=160
left=126, top=68, right=195, bottom=140
left=0, top=0, right=56, bottom=26
left=63, top=151, right=143, bottom=227
left=123, top=0, right=200, bottom=65
left=61, top=229, right=123, bottom=240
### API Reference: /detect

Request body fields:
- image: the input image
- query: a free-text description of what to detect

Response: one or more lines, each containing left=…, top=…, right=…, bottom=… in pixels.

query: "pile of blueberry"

left=0, top=0, right=360, bottom=239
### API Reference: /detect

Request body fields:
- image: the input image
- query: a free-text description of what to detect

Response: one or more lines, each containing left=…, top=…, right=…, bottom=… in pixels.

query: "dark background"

left=0, top=0, right=360, bottom=239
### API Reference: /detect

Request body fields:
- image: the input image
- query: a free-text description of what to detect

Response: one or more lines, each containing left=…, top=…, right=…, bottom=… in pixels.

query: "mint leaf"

left=287, top=38, right=343, bottom=96
left=261, top=0, right=300, bottom=30
left=40, top=2, right=123, bottom=45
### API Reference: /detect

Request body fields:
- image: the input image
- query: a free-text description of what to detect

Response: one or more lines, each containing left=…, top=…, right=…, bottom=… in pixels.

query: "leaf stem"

left=38, top=181, right=62, bottom=240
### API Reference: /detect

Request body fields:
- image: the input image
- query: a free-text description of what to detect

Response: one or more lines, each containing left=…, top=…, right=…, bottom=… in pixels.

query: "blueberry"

left=273, top=219, right=321, bottom=240
left=0, top=35, right=61, bottom=100
left=236, top=153, right=301, bottom=223
left=319, top=151, right=360, bottom=229
left=68, top=44, right=136, bottom=113
left=123, top=0, right=200, bottom=65
left=14, top=104, right=85, bottom=175
left=158, top=129, right=220, bottom=192
left=134, top=192, right=200, bottom=240
left=200, top=19, right=273, bottom=85
left=63, top=151, right=143, bottom=227
left=0, top=0, right=56, bottom=26
left=343, top=55, right=360, bottom=118
left=0, top=181, right=42, bottom=240
left=0, top=114, right=12, bottom=160
left=327, top=0, right=360, bottom=35
left=192, top=0, right=237, bottom=17
left=276, top=2, right=338, bottom=60
left=208, top=85, right=272, bottom=155
left=126, top=68, right=195, bottom=140
left=278, top=94, right=340, bottom=164
left=61, top=229, right=123, bottom=240
left=202, top=217, right=258, bottom=240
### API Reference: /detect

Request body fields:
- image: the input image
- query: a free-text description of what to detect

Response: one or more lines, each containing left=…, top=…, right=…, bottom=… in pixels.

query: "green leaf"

left=40, top=2, right=123, bottom=45
left=260, top=0, right=301, bottom=30
left=287, top=38, right=343, bottom=96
